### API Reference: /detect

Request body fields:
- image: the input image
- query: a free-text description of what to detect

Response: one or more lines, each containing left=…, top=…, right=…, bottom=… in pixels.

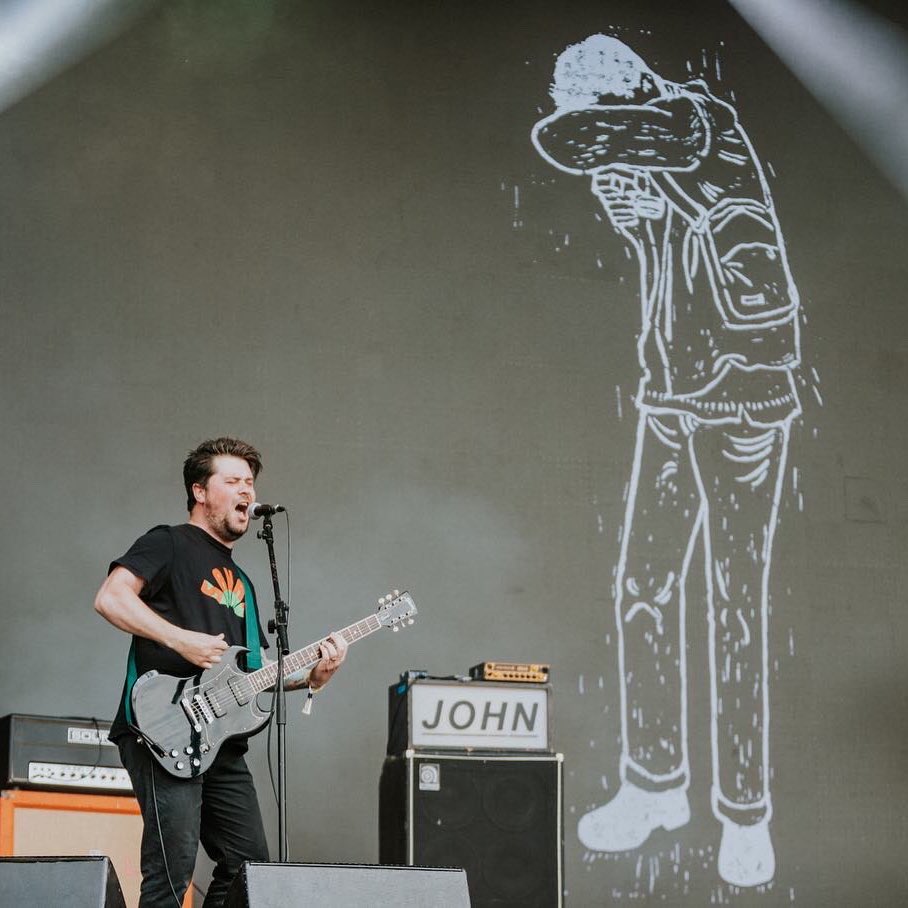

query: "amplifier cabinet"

left=1, top=789, right=142, bottom=906
left=0, top=789, right=191, bottom=908
left=379, top=751, right=564, bottom=908
left=0, top=713, right=131, bottom=794
left=387, top=679, right=552, bottom=755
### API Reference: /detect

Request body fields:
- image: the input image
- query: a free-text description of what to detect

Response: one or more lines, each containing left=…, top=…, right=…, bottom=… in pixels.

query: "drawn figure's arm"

left=591, top=171, right=665, bottom=232
left=532, top=97, right=709, bottom=175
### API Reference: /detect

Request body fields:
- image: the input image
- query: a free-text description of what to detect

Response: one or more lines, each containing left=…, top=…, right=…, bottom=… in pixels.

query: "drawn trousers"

left=616, top=409, right=791, bottom=825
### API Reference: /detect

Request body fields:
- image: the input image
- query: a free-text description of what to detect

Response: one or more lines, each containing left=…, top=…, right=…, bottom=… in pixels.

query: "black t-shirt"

left=109, top=523, right=268, bottom=740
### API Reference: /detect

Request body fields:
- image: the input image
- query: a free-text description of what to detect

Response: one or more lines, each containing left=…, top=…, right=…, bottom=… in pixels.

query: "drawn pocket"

left=705, top=200, right=798, bottom=329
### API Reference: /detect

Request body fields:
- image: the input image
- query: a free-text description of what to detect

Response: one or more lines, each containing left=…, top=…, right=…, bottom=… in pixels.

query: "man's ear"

left=192, top=482, right=206, bottom=505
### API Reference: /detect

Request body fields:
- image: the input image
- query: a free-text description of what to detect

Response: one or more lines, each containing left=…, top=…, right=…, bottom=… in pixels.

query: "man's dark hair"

left=183, top=437, right=263, bottom=511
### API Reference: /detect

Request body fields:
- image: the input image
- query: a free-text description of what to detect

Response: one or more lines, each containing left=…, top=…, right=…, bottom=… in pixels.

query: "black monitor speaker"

left=224, top=861, right=470, bottom=907
left=0, top=856, right=127, bottom=908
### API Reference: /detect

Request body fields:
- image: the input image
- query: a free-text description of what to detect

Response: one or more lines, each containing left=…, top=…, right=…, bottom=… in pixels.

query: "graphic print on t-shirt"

left=200, top=567, right=246, bottom=617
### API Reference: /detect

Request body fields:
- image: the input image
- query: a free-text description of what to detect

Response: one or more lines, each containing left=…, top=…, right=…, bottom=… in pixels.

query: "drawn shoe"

left=577, top=782, right=690, bottom=851
left=717, top=818, right=776, bottom=888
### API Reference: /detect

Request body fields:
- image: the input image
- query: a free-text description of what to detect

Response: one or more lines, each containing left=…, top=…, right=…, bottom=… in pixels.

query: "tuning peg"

left=378, top=596, right=387, bottom=606
left=407, top=618, right=414, bottom=625
left=392, top=625, right=399, bottom=632
left=393, top=589, right=400, bottom=597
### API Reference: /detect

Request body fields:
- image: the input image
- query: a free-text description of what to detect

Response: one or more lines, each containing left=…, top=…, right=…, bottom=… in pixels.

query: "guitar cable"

left=144, top=730, right=211, bottom=905
left=148, top=754, right=185, bottom=908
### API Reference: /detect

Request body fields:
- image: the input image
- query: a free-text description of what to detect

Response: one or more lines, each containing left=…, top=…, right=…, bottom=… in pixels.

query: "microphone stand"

left=256, top=512, right=290, bottom=862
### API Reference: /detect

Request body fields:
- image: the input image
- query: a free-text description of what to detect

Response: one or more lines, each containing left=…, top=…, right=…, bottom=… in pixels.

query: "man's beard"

left=210, top=512, right=246, bottom=543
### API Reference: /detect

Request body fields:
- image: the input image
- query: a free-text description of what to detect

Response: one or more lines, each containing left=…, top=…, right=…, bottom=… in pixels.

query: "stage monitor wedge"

left=0, top=855, right=126, bottom=908
left=224, top=861, right=470, bottom=907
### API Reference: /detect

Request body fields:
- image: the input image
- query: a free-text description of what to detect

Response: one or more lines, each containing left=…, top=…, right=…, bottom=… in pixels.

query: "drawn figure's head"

left=549, top=35, right=664, bottom=110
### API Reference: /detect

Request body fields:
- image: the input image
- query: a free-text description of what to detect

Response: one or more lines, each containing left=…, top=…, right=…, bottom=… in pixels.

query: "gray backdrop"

left=2, top=1, right=907, bottom=905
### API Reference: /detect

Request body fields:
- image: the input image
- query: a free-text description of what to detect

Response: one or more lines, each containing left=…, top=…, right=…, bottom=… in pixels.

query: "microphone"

left=248, top=502, right=285, bottom=519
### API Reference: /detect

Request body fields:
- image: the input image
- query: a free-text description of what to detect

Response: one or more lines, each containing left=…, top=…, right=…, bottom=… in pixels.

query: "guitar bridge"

left=180, top=697, right=204, bottom=731
left=192, top=692, right=215, bottom=724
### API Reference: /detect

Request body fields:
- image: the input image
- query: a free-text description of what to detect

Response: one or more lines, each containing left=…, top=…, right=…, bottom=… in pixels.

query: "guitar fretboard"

left=240, top=614, right=383, bottom=698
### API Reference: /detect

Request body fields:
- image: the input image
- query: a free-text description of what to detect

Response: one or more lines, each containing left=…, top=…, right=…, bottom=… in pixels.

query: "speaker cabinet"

left=224, top=861, right=470, bottom=907
left=379, top=752, right=564, bottom=908
left=0, top=855, right=126, bottom=908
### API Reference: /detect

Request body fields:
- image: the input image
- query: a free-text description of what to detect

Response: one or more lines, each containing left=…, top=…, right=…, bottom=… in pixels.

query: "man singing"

left=95, top=437, right=347, bottom=907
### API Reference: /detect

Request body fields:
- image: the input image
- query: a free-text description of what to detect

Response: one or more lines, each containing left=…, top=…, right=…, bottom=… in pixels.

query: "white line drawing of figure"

left=531, top=35, right=802, bottom=888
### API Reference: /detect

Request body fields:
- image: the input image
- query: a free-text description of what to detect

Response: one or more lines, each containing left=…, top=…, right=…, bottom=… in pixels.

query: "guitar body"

left=131, top=646, right=270, bottom=779
left=130, top=591, right=417, bottom=779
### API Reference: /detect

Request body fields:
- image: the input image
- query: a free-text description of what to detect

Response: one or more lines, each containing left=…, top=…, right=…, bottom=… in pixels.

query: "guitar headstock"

left=377, top=590, right=417, bottom=631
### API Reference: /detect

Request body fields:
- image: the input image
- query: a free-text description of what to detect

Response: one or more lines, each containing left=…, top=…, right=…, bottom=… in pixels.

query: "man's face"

left=192, top=455, right=256, bottom=545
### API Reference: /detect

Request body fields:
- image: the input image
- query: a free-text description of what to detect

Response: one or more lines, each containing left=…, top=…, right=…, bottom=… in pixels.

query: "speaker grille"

left=380, top=753, right=563, bottom=908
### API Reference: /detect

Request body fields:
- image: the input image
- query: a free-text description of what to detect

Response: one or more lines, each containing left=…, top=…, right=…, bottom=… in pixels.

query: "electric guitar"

left=131, top=591, right=416, bottom=778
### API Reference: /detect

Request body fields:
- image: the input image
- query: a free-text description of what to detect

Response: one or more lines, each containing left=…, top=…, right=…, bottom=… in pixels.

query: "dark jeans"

left=118, top=735, right=270, bottom=908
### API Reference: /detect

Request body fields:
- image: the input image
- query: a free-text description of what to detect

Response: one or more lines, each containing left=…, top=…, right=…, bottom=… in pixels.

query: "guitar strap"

left=124, top=640, right=139, bottom=727
left=237, top=567, right=263, bottom=670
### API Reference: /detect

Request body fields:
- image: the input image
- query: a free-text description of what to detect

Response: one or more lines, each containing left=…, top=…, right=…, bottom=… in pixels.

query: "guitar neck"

left=246, top=614, right=382, bottom=694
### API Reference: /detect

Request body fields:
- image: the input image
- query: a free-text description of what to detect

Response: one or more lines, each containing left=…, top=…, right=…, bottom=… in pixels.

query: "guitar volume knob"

left=175, top=761, right=185, bottom=771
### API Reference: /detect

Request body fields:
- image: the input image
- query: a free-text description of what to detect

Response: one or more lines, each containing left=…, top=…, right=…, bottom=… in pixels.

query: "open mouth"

left=235, top=502, right=250, bottom=517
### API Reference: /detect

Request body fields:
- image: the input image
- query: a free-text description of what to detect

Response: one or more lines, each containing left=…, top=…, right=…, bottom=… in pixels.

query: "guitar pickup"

left=203, top=689, right=227, bottom=718
left=228, top=676, right=252, bottom=706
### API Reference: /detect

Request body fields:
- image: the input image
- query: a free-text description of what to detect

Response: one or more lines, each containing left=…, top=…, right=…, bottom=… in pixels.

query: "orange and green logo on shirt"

left=201, top=567, right=246, bottom=617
